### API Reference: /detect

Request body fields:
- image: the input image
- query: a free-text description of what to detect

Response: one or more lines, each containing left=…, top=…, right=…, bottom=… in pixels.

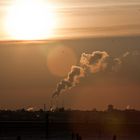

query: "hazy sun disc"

left=5, top=0, right=57, bottom=40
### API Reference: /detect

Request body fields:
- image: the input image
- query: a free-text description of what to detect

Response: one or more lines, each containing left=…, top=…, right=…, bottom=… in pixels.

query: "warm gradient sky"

left=0, top=0, right=140, bottom=110
left=0, top=0, right=140, bottom=39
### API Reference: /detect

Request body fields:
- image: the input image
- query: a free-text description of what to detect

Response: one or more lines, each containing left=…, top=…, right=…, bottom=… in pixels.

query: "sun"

left=5, top=0, right=57, bottom=40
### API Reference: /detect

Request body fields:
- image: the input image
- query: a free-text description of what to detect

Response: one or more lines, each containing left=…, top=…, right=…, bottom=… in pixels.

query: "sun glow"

left=5, top=0, right=57, bottom=40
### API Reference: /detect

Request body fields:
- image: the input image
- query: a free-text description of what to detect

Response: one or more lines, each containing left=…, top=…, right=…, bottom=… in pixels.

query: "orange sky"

left=0, top=0, right=140, bottom=110
left=0, top=0, right=140, bottom=40
left=0, top=36, right=140, bottom=110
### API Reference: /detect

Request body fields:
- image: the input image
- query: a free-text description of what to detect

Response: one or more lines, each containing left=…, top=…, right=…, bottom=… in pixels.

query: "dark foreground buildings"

left=0, top=107, right=140, bottom=139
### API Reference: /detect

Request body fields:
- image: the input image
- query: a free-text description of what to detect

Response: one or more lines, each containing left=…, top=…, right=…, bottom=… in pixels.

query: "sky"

left=0, top=0, right=140, bottom=110
left=0, top=0, right=140, bottom=39
left=0, top=36, right=140, bottom=110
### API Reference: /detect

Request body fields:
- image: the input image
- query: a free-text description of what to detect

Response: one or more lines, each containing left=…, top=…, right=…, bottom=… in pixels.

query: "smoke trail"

left=52, top=51, right=109, bottom=98
left=80, top=51, right=109, bottom=73
left=52, top=66, right=85, bottom=98
left=50, top=50, right=133, bottom=110
left=111, top=58, right=122, bottom=72
left=123, top=51, right=130, bottom=58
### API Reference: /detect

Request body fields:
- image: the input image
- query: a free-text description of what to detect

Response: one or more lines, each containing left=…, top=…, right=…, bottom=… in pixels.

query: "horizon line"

left=0, top=34, right=140, bottom=44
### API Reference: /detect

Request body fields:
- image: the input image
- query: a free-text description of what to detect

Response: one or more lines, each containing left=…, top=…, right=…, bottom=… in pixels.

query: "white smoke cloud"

left=26, top=107, right=34, bottom=112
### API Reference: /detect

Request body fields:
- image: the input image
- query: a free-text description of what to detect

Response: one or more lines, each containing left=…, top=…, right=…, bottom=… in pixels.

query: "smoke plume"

left=80, top=51, right=109, bottom=73
left=50, top=50, right=134, bottom=110
left=52, top=51, right=131, bottom=98
left=52, top=51, right=109, bottom=98
left=52, top=66, right=85, bottom=98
